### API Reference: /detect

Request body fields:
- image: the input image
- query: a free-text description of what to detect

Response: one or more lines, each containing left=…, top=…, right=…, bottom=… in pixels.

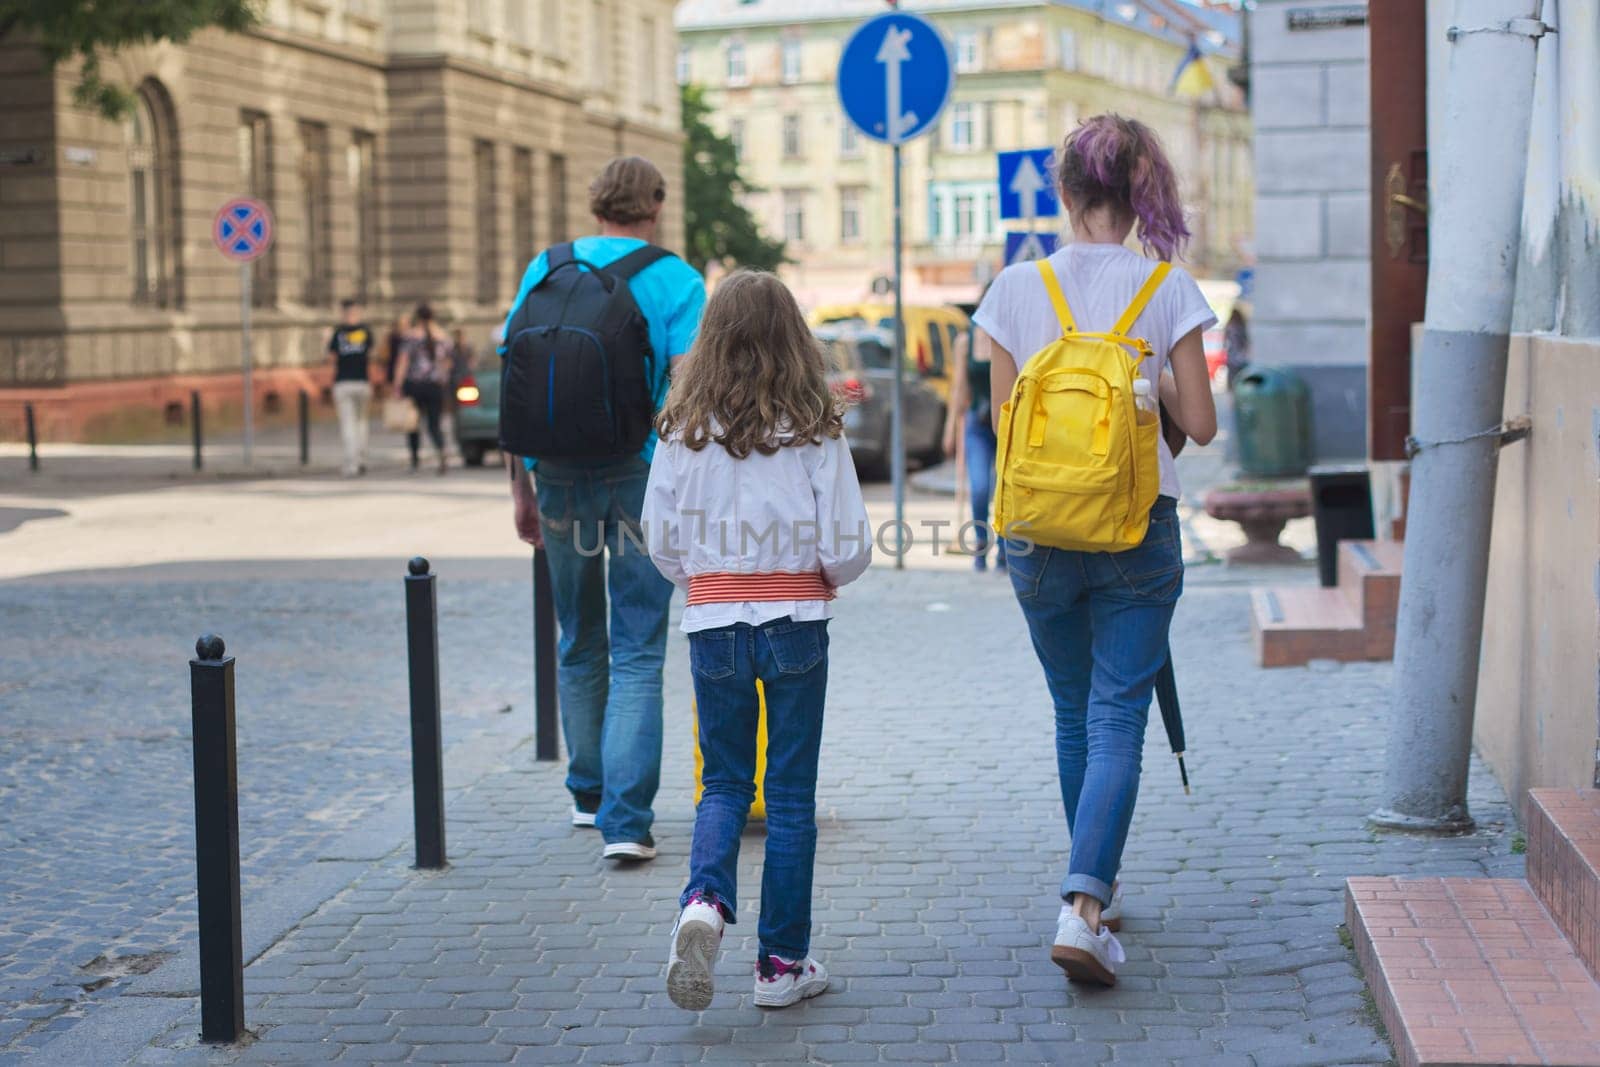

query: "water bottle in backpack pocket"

left=499, top=242, right=671, bottom=460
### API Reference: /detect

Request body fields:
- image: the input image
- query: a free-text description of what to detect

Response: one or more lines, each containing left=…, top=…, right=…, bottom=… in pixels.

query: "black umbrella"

left=1153, top=650, right=1189, bottom=794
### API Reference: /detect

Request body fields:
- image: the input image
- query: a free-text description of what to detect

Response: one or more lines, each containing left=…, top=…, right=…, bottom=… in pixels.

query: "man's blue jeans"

left=681, top=618, right=829, bottom=961
left=964, top=414, right=1004, bottom=563
left=535, top=457, right=674, bottom=845
left=1004, top=497, right=1183, bottom=907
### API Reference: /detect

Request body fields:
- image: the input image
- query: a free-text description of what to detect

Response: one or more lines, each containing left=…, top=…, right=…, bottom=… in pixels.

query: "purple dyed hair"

left=1056, top=114, right=1190, bottom=262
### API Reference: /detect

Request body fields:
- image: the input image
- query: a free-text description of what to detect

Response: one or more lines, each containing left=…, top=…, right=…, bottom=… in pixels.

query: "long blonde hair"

left=657, top=270, right=843, bottom=458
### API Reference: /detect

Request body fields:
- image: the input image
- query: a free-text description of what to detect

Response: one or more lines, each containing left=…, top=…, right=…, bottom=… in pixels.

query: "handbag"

left=382, top=395, right=419, bottom=433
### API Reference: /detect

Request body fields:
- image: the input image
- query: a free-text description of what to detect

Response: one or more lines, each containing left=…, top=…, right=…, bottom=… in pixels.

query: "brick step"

left=1250, top=585, right=1365, bottom=668
left=1337, top=539, right=1403, bottom=659
left=1347, top=876, right=1600, bottom=1066
left=1526, top=789, right=1600, bottom=980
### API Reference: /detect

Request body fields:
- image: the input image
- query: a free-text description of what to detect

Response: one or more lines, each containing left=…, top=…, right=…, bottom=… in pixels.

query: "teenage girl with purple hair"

left=972, top=115, right=1218, bottom=986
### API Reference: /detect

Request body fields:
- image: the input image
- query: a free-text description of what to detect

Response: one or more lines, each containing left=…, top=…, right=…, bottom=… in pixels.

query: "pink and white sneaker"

left=753, top=954, right=828, bottom=1008
left=666, top=893, right=725, bottom=1011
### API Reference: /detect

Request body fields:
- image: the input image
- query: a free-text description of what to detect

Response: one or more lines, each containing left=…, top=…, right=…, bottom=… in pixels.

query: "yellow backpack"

left=992, top=257, right=1169, bottom=553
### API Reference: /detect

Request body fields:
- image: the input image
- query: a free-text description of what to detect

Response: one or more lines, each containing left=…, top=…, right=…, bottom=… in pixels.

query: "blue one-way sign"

left=998, top=149, right=1059, bottom=221
left=1005, top=231, right=1060, bottom=265
left=837, top=11, right=953, bottom=145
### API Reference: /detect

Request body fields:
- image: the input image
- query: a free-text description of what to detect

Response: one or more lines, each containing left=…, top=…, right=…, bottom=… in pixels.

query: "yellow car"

left=808, top=303, right=969, bottom=401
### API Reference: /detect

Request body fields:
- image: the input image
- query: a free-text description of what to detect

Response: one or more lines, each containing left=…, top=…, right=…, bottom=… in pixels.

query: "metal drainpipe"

left=1370, top=1, right=1550, bottom=833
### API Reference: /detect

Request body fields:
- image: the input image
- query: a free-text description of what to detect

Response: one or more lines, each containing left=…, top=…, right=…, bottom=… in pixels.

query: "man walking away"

left=329, top=298, right=374, bottom=476
left=501, top=156, right=707, bottom=862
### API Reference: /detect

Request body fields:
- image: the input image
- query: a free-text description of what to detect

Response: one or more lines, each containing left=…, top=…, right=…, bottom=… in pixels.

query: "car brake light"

left=828, top=376, right=872, bottom=404
left=456, top=377, right=480, bottom=405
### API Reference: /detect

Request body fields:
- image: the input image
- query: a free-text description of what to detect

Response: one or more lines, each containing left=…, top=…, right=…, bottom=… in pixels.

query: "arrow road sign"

left=838, top=12, right=952, bottom=145
left=213, top=197, right=273, bottom=262
left=998, top=149, right=1059, bottom=221
left=1005, top=231, right=1060, bottom=265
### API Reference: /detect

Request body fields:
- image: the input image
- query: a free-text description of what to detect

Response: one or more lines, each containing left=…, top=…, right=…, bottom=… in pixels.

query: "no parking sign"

left=213, top=196, right=275, bottom=465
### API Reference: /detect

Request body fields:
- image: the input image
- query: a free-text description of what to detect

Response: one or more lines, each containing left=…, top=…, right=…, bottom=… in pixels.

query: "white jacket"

left=642, top=431, right=873, bottom=633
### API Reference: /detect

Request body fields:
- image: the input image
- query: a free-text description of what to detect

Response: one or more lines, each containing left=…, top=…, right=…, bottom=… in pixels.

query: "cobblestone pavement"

left=75, top=559, right=1521, bottom=1065
left=0, top=562, right=539, bottom=1059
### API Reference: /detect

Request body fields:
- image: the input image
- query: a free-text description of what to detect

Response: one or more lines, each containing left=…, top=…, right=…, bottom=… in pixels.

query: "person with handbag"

left=974, top=114, right=1218, bottom=987
left=392, top=303, right=453, bottom=475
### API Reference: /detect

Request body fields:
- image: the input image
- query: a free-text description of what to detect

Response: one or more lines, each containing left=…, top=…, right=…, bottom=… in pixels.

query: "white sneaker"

left=1101, top=882, right=1125, bottom=932
left=602, top=835, right=656, bottom=861
left=1051, top=912, right=1126, bottom=987
left=753, top=955, right=828, bottom=1008
left=570, top=806, right=596, bottom=828
left=666, top=894, right=725, bottom=1011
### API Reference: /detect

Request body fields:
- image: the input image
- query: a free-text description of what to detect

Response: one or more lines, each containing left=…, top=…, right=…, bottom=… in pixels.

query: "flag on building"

left=1169, top=40, right=1214, bottom=97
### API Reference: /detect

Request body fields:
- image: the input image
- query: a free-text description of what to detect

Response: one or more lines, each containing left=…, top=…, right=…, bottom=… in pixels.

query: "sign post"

left=212, top=197, right=274, bottom=466
left=838, top=11, right=952, bottom=569
left=998, top=148, right=1060, bottom=265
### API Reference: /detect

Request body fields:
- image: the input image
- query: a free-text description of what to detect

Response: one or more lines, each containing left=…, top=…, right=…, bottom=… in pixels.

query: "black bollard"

left=190, top=634, right=244, bottom=1043
left=191, top=391, right=203, bottom=472
left=24, top=402, right=38, bottom=473
left=297, top=389, right=309, bottom=467
left=405, top=557, right=446, bottom=868
left=533, top=547, right=559, bottom=762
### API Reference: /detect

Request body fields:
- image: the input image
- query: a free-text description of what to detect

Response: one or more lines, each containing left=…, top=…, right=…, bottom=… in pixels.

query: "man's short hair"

left=340, top=298, right=359, bottom=311
left=588, top=156, right=667, bottom=225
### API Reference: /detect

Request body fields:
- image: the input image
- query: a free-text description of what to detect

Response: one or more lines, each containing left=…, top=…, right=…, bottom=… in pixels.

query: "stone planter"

left=1203, top=482, right=1312, bottom=564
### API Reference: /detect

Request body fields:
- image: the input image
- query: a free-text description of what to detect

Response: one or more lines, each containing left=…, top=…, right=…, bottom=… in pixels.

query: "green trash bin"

left=1233, top=365, right=1311, bottom=477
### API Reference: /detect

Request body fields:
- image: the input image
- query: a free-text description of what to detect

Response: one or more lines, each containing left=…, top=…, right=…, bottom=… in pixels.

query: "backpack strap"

left=1111, top=262, right=1172, bottom=338
left=547, top=242, right=576, bottom=270
left=605, top=244, right=673, bottom=281
left=1036, top=258, right=1076, bottom=334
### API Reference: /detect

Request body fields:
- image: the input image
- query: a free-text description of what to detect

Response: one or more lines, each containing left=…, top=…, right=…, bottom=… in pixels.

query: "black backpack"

left=498, top=242, right=672, bottom=460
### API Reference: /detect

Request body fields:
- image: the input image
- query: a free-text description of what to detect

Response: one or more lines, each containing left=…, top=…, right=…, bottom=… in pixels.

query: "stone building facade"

left=0, top=0, right=683, bottom=439
left=675, top=0, right=1251, bottom=310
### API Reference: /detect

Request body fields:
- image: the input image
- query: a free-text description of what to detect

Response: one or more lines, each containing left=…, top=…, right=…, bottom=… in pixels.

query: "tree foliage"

left=681, top=83, right=787, bottom=275
left=0, top=0, right=259, bottom=119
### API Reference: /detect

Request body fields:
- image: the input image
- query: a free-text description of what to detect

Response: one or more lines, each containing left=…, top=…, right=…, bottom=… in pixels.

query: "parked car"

left=809, top=303, right=969, bottom=403
left=816, top=323, right=946, bottom=481
left=453, top=361, right=501, bottom=466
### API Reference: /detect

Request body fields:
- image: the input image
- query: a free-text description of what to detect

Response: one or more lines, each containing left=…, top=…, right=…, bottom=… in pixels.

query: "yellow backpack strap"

left=1111, top=262, right=1172, bottom=338
left=1036, top=258, right=1076, bottom=334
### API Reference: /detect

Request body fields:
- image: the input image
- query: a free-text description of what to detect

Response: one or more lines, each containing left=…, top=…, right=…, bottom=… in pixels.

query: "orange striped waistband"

left=686, top=571, right=836, bottom=606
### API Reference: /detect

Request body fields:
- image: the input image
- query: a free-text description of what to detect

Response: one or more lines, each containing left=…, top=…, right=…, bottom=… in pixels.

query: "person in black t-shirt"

left=328, top=298, right=374, bottom=476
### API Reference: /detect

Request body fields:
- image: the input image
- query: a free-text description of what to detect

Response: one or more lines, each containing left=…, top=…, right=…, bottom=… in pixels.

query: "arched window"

left=126, top=80, right=182, bottom=307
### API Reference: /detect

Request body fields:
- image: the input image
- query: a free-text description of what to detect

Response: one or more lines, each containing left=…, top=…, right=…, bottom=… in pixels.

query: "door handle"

left=1383, top=163, right=1427, bottom=258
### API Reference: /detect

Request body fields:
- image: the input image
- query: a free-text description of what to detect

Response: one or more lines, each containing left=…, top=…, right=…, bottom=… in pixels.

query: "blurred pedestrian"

left=327, top=298, right=373, bottom=477
left=976, top=114, right=1218, bottom=987
left=501, top=155, right=706, bottom=860
left=942, top=286, right=1005, bottom=572
left=383, top=311, right=411, bottom=390
left=393, top=303, right=452, bottom=474
left=1223, top=304, right=1250, bottom=389
left=645, top=270, right=871, bottom=1012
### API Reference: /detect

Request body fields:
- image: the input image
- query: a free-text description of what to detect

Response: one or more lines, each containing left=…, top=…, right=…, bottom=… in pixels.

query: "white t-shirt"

left=972, top=243, right=1217, bottom=501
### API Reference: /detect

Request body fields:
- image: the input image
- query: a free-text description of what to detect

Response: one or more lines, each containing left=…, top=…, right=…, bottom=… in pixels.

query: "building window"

left=782, top=189, right=805, bottom=243
left=548, top=153, right=568, bottom=242
left=641, top=16, right=659, bottom=105
left=237, top=109, right=273, bottom=306
left=949, top=102, right=974, bottom=150
left=513, top=147, right=535, bottom=270
left=840, top=119, right=861, bottom=158
left=474, top=140, right=498, bottom=305
left=729, top=118, right=745, bottom=161
left=929, top=181, right=999, bottom=248
left=726, top=39, right=747, bottom=85
left=955, top=31, right=980, bottom=73
left=840, top=187, right=863, bottom=244
left=782, top=114, right=802, bottom=158
left=298, top=120, right=331, bottom=306
left=677, top=45, right=690, bottom=85
left=127, top=80, right=181, bottom=308
left=954, top=193, right=976, bottom=239
left=1059, top=28, right=1078, bottom=70
left=349, top=131, right=378, bottom=304
left=781, top=37, right=801, bottom=83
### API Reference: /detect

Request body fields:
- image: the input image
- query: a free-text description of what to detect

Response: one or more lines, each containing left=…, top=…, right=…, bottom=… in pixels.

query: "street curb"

left=29, top=708, right=539, bottom=1064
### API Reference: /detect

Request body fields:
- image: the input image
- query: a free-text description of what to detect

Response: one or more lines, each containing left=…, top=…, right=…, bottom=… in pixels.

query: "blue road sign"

left=837, top=12, right=953, bottom=145
left=1004, top=231, right=1060, bottom=265
left=213, top=197, right=273, bottom=262
left=998, top=149, right=1059, bottom=221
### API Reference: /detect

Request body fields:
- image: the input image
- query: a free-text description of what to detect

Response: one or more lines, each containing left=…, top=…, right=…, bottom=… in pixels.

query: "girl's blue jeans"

left=1004, top=497, right=1183, bottom=906
left=682, top=617, right=829, bottom=961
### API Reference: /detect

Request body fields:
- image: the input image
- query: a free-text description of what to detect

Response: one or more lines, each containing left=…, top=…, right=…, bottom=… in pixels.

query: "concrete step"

left=1335, top=539, right=1403, bottom=660
left=1526, top=789, right=1600, bottom=981
left=1346, top=876, right=1600, bottom=1067
left=1250, top=586, right=1365, bottom=668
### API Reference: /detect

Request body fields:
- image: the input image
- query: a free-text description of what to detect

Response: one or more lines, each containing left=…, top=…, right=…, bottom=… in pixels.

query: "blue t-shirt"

left=500, top=236, right=707, bottom=464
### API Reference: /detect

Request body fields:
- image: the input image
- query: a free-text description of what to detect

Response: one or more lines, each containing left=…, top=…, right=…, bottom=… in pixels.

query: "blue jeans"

left=1005, top=496, right=1182, bottom=906
left=535, top=457, right=674, bottom=844
left=681, top=618, right=829, bottom=961
left=964, top=414, right=1003, bottom=563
